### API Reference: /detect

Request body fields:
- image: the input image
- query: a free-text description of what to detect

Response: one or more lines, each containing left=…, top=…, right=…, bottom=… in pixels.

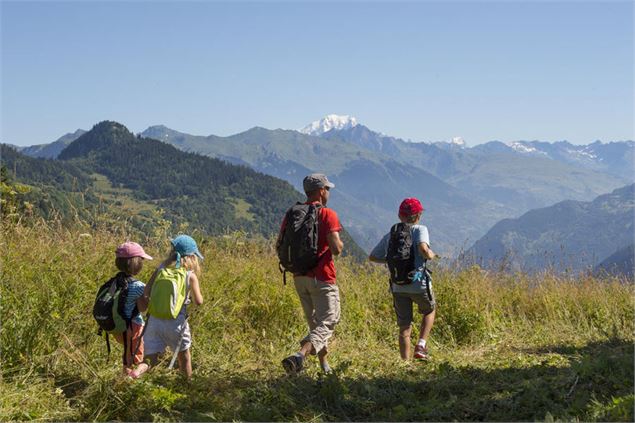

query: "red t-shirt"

left=279, top=202, right=342, bottom=284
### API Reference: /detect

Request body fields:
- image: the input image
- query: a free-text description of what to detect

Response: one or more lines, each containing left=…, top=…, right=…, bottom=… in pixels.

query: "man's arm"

left=327, top=231, right=344, bottom=256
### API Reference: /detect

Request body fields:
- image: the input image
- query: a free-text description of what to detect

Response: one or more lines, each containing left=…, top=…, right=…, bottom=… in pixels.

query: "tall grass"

left=1, top=218, right=633, bottom=421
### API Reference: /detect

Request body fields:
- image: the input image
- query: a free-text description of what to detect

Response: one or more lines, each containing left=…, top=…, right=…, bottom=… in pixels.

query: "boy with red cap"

left=369, top=198, right=437, bottom=360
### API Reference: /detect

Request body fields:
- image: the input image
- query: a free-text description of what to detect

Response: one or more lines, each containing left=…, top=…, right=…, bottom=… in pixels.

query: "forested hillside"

left=1, top=121, right=367, bottom=259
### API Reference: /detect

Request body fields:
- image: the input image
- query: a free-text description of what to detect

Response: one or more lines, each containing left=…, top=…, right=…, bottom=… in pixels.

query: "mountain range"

left=8, top=115, right=634, bottom=269
left=137, top=118, right=631, bottom=254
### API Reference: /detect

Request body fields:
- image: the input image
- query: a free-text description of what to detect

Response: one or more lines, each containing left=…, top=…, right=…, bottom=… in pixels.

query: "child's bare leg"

left=418, top=309, right=436, bottom=344
left=177, top=349, right=192, bottom=378
left=399, top=325, right=412, bottom=360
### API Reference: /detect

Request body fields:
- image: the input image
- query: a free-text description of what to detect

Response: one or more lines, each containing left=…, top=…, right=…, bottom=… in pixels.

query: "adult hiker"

left=277, top=173, right=344, bottom=374
left=369, top=197, right=437, bottom=360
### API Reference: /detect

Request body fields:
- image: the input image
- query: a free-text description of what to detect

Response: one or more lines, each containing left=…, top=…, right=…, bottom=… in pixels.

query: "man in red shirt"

left=281, top=173, right=344, bottom=374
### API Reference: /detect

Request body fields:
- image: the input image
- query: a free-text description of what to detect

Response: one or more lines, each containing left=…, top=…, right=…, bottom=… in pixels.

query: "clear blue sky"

left=1, top=1, right=633, bottom=146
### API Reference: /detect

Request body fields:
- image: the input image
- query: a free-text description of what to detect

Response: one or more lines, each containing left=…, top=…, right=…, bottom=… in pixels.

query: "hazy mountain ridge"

left=142, top=122, right=630, bottom=253
left=15, top=129, right=87, bottom=159
left=13, top=117, right=633, bottom=257
left=506, top=140, right=634, bottom=180
left=138, top=124, right=502, bottom=252
left=465, top=184, right=635, bottom=274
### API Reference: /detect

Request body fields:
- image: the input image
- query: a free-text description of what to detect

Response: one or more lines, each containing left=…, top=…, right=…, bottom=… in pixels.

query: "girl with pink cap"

left=111, top=241, right=153, bottom=379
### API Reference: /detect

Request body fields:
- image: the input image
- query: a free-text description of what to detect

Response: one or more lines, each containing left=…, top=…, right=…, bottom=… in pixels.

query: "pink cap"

left=399, top=198, right=424, bottom=216
left=115, top=242, right=153, bottom=260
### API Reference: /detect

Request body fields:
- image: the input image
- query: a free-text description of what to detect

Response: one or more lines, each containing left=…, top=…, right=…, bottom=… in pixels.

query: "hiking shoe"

left=282, top=353, right=304, bottom=374
left=413, top=345, right=429, bottom=360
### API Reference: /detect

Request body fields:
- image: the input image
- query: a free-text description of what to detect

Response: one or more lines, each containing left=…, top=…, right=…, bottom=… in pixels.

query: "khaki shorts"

left=294, top=276, right=341, bottom=354
left=392, top=287, right=436, bottom=328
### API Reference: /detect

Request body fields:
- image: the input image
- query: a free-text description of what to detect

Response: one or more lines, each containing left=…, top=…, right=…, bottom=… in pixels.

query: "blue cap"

left=171, top=235, right=204, bottom=268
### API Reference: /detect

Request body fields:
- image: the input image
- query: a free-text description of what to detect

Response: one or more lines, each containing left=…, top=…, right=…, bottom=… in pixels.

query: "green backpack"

left=148, top=267, right=189, bottom=319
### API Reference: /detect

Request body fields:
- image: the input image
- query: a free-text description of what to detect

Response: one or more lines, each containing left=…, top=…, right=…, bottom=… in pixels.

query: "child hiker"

left=369, top=198, right=438, bottom=360
left=103, top=242, right=153, bottom=379
left=139, top=234, right=204, bottom=378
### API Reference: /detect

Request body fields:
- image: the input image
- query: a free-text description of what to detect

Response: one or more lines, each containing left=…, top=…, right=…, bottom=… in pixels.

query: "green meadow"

left=1, top=217, right=633, bottom=422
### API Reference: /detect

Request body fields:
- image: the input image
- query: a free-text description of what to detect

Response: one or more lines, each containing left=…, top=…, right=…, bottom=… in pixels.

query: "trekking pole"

left=168, top=314, right=190, bottom=369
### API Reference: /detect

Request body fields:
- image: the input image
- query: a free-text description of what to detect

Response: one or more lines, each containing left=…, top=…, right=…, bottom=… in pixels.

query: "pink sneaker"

left=413, top=345, right=429, bottom=360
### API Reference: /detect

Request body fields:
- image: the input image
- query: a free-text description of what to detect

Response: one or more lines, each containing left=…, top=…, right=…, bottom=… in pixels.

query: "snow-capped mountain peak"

left=451, top=136, right=466, bottom=147
left=300, top=114, right=358, bottom=136
left=509, top=141, right=539, bottom=154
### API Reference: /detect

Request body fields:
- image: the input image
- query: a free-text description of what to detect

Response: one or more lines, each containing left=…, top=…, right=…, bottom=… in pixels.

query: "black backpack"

left=277, top=202, right=322, bottom=284
left=386, top=223, right=415, bottom=285
left=93, top=272, right=136, bottom=360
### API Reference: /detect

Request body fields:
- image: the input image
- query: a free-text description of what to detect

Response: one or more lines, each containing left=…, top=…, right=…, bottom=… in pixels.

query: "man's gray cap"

left=303, top=173, right=335, bottom=192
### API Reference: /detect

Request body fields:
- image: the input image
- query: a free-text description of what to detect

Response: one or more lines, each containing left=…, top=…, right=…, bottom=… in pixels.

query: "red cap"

left=399, top=198, right=424, bottom=216
left=115, top=242, right=153, bottom=260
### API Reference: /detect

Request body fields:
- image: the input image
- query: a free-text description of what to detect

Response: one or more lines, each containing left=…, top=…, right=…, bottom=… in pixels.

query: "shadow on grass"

left=115, top=339, right=635, bottom=421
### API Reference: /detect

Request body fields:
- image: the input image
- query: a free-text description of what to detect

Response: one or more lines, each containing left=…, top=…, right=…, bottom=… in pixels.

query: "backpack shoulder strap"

left=115, top=273, right=132, bottom=324
left=389, top=223, right=403, bottom=240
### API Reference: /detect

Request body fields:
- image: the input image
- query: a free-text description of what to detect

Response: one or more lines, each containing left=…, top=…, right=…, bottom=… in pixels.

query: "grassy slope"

left=1, top=218, right=633, bottom=422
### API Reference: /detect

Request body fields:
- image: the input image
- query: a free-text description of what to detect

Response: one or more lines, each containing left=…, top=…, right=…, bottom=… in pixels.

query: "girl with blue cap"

left=139, top=234, right=204, bottom=378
